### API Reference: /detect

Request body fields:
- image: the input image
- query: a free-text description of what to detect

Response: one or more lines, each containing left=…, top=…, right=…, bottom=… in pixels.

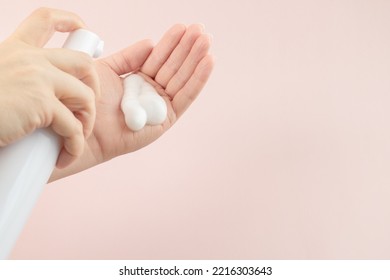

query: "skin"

left=0, top=8, right=100, bottom=168
left=50, top=23, right=214, bottom=181
left=0, top=7, right=213, bottom=181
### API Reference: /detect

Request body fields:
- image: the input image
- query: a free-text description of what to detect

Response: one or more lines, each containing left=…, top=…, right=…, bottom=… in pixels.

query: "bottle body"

left=0, top=129, right=60, bottom=259
left=0, top=29, right=103, bottom=259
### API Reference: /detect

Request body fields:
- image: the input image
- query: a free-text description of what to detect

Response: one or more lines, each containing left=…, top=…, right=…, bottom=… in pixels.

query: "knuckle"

left=78, top=52, right=94, bottom=69
left=0, top=140, right=7, bottom=147
left=71, top=125, right=84, bottom=156
left=80, top=99, right=95, bottom=120
left=30, top=113, right=43, bottom=130
left=74, top=52, right=95, bottom=76
left=33, top=7, right=54, bottom=23
left=79, top=87, right=96, bottom=109
left=66, top=139, right=82, bottom=157
left=0, top=136, right=14, bottom=147
left=87, top=87, right=96, bottom=102
left=86, top=97, right=96, bottom=112
left=36, top=98, right=53, bottom=127
left=73, top=120, right=83, bottom=136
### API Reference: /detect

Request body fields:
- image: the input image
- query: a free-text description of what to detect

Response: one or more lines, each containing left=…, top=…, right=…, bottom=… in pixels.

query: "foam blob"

left=122, top=101, right=147, bottom=131
left=139, top=93, right=167, bottom=125
left=121, top=74, right=167, bottom=131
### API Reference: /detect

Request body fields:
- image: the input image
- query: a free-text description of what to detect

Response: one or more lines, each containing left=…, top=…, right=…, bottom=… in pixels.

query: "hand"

left=0, top=8, right=100, bottom=168
left=50, top=24, right=214, bottom=180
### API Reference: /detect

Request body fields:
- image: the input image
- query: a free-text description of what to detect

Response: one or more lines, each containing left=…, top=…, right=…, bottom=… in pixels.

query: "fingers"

left=11, top=7, right=85, bottom=47
left=50, top=100, right=84, bottom=168
left=155, top=24, right=204, bottom=89
left=141, top=24, right=186, bottom=78
left=45, top=49, right=100, bottom=138
left=45, top=48, right=100, bottom=99
left=49, top=67, right=96, bottom=138
left=165, top=33, right=212, bottom=97
left=101, top=39, right=153, bottom=75
left=44, top=52, right=97, bottom=168
left=172, top=54, right=214, bottom=118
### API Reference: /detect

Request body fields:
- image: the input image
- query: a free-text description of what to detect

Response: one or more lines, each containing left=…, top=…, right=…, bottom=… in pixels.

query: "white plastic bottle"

left=0, top=29, right=104, bottom=259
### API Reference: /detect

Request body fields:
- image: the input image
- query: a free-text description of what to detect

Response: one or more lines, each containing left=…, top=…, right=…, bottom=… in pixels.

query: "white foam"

left=121, top=74, right=167, bottom=131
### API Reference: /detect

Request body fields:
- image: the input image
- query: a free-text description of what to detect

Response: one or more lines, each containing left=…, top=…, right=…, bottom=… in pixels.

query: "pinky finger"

left=172, top=54, right=214, bottom=118
left=50, top=100, right=84, bottom=168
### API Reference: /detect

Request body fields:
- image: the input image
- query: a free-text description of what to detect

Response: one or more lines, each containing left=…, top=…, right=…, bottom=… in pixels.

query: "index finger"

left=10, top=7, right=85, bottom=47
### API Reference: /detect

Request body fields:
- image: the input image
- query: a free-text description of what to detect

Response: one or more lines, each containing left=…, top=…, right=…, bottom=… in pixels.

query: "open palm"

left=51, top=24, right=213, bottom=180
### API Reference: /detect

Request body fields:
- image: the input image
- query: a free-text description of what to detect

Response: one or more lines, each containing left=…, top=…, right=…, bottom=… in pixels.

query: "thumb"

left=10, top=7, right=85, bottom=47
left=100, top=39, right=154, bottom=75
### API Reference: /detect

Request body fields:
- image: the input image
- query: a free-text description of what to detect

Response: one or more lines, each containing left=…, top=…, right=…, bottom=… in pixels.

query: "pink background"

left=2, top=0, right=390, bottom=259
